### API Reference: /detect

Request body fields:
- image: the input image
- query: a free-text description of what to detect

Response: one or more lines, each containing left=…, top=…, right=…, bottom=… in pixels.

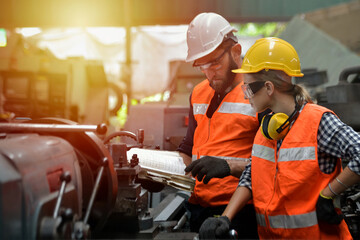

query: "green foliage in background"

left=114, top=93, right=168, bottom=129
left=234, top=22, right=287, bottom=37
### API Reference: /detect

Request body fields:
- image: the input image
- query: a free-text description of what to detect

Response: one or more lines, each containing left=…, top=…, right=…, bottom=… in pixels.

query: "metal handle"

left=83, top=157, right=108, bottom=224
left=53, top=171, right=71, bottom=218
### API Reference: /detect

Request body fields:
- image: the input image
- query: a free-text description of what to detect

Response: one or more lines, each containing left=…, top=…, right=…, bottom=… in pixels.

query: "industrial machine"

left=0, top=31, right=115, bottom=126
left=0, top=118, right=195, bottom=240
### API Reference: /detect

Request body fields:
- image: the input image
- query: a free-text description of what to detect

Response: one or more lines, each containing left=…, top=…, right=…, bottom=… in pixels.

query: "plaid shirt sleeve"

left=238, top=159, right=252, bottom=190
left=318, top=112, right=360, bottom=175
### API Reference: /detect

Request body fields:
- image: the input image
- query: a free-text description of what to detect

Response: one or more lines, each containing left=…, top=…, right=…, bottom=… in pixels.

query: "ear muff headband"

left=260, top=114, right=273, bottom=139
left=276, top=106, right=299, bottom=133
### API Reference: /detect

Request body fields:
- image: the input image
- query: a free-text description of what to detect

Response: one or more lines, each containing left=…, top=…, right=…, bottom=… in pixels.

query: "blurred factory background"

left=0, top=0, right=360, bottom=239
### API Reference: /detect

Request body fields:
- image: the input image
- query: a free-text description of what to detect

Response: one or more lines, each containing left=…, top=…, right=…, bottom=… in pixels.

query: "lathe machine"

left=0, top=118, right=194, bottom=240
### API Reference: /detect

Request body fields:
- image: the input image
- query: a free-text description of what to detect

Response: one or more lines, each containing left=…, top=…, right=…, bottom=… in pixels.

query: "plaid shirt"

left=239, top=105, right=360, bottom=190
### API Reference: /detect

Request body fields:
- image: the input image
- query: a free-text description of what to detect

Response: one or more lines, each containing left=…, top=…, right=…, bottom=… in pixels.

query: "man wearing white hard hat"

left=177, top=12, right=267, bottom=238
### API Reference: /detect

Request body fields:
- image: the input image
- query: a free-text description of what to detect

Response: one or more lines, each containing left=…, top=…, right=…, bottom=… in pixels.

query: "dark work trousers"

left=185, top=202, right=259, bottom=239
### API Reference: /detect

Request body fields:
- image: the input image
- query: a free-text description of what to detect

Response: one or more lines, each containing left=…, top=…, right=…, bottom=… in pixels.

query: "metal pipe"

left=103, top=130, right=137, bottom=144
left=0, top=123, right=107, bottom=135
left=339, top=66, right=360, bottom=84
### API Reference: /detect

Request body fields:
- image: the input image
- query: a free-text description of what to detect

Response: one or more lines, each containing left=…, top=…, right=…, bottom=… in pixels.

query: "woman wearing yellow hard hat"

left=198, top=37, right=359, bottom=239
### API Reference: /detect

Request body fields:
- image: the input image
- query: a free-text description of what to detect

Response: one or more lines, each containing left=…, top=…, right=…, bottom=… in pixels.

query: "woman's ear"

left=265, top=81, right=274, bottom=96
left=231, top=43, right=242, bottom=65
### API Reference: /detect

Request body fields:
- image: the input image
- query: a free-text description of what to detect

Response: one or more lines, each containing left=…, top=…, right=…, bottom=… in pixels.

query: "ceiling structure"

left=304, top=1, right=360, bottom=55
left=0, top=0, right=357, bottom=28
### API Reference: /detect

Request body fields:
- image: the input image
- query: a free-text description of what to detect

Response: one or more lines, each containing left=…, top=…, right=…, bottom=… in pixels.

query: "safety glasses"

left=241, top=81, right=265, bottom=98
left=193, top=45, right=232, bottom=72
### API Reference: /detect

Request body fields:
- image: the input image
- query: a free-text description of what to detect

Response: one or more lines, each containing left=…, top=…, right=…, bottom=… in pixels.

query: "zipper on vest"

left=194, top=118, right=211, bottom=159
left=206, top=118, right=211, bottom=142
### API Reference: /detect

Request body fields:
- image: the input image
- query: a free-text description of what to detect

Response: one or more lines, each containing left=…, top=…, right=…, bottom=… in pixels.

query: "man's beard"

left=210, top=57, right=238, bottom=94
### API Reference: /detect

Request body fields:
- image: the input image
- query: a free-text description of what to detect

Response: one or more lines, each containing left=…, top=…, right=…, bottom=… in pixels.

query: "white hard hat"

left=186, top=12, right=238, bottom=62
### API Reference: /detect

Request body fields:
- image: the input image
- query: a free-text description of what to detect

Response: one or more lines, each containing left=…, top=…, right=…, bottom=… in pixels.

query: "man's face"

left=193, top=44, right=237, bottom=94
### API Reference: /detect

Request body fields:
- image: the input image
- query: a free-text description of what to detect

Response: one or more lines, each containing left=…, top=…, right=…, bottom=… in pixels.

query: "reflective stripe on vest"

left=256, top=211, right=317, bottom=229
left=193, top=102, right=255, bottom=117
left=192, top=155, right=250, bottom=162
left=193, top=103, right=208, bottom=115
left=278, top=147, right=316, bottom=162
left=218, top=102, right=256, bottom=117
left=252, top=145, right=316, bottom=163
left=252, top=144, right=275, bottom=163
left=256, top=213, right=266, bottom=227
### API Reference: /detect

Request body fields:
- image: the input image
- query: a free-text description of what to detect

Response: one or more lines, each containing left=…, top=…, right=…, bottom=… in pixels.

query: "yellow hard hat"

left=233, top=37, right=304, bottom=77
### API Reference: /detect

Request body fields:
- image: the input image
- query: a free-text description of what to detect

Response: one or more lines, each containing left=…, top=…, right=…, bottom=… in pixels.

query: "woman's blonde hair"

left=251, top=69, right=313, bottom=105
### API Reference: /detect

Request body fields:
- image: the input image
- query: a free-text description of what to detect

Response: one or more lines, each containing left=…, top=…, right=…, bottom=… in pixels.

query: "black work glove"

left=184, top=156, right=231, bottom=184
left=199, top=216, right=231, bottom=239
left=316, top=193, right=344, bottom=224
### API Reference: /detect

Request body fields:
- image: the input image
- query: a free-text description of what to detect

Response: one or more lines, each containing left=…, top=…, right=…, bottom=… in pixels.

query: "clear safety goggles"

left=193, top=46, right=231, bottom=72
left=241, top=81, right=265, bottom=98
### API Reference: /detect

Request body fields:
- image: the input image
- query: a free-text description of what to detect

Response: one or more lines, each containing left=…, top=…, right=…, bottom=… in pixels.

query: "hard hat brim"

left=232, top=68, right=304, bottom=77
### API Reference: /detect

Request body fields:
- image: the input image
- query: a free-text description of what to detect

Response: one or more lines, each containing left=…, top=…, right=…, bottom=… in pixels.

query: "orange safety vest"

left=252, top=103, right=352, bottom=239
left=189, top=79, right=259, bottom=207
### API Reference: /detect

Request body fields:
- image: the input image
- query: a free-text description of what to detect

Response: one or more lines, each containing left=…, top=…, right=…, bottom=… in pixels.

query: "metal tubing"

left=339, top=66, right=360, bottom=83
left=0, top=123, right=107, bottom=134
left=103, top=130, right=137, bottom=144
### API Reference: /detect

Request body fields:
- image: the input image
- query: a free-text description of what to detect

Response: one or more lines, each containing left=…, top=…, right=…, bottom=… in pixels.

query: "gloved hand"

left=316, top=193, right=344, bottom=224
left=184, top=156, right=231, bottom=184
left=199, top=216, right=230, bottom=239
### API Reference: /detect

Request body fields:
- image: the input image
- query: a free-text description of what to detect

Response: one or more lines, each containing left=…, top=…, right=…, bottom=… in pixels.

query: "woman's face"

left=242, top=74, right=270, bottom=112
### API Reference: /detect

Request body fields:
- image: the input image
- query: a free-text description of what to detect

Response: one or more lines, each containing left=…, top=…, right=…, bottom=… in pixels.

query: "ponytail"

left=294, top=84, right=313, bottom=105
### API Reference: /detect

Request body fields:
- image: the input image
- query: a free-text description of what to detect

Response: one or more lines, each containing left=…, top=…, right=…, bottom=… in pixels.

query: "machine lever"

left=83, top=157, right=109, bottom=224
left=53, top=171, right=71, bottom=218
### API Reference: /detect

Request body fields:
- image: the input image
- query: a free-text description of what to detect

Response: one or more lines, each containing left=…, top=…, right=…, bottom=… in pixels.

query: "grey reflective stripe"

left=278, top=147, right=316, bottom=162
left=216, top=156, right=250, bottom=162
left=192, top=155, right=197, bottom=161
left=193, top=104, right=208, bottom=115
left=252, top=144, right=275, bottom=163
left=268, top=211, right=318, bottom=229
left=218, top=102, right=256, bottom=117
left=199, top=155, right=250, bottom=162
left=256, top=213, right=266, bottom=227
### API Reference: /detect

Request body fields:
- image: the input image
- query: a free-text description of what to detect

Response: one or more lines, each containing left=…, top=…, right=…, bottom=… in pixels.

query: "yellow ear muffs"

left=261, top=113, right=290, bottom=140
